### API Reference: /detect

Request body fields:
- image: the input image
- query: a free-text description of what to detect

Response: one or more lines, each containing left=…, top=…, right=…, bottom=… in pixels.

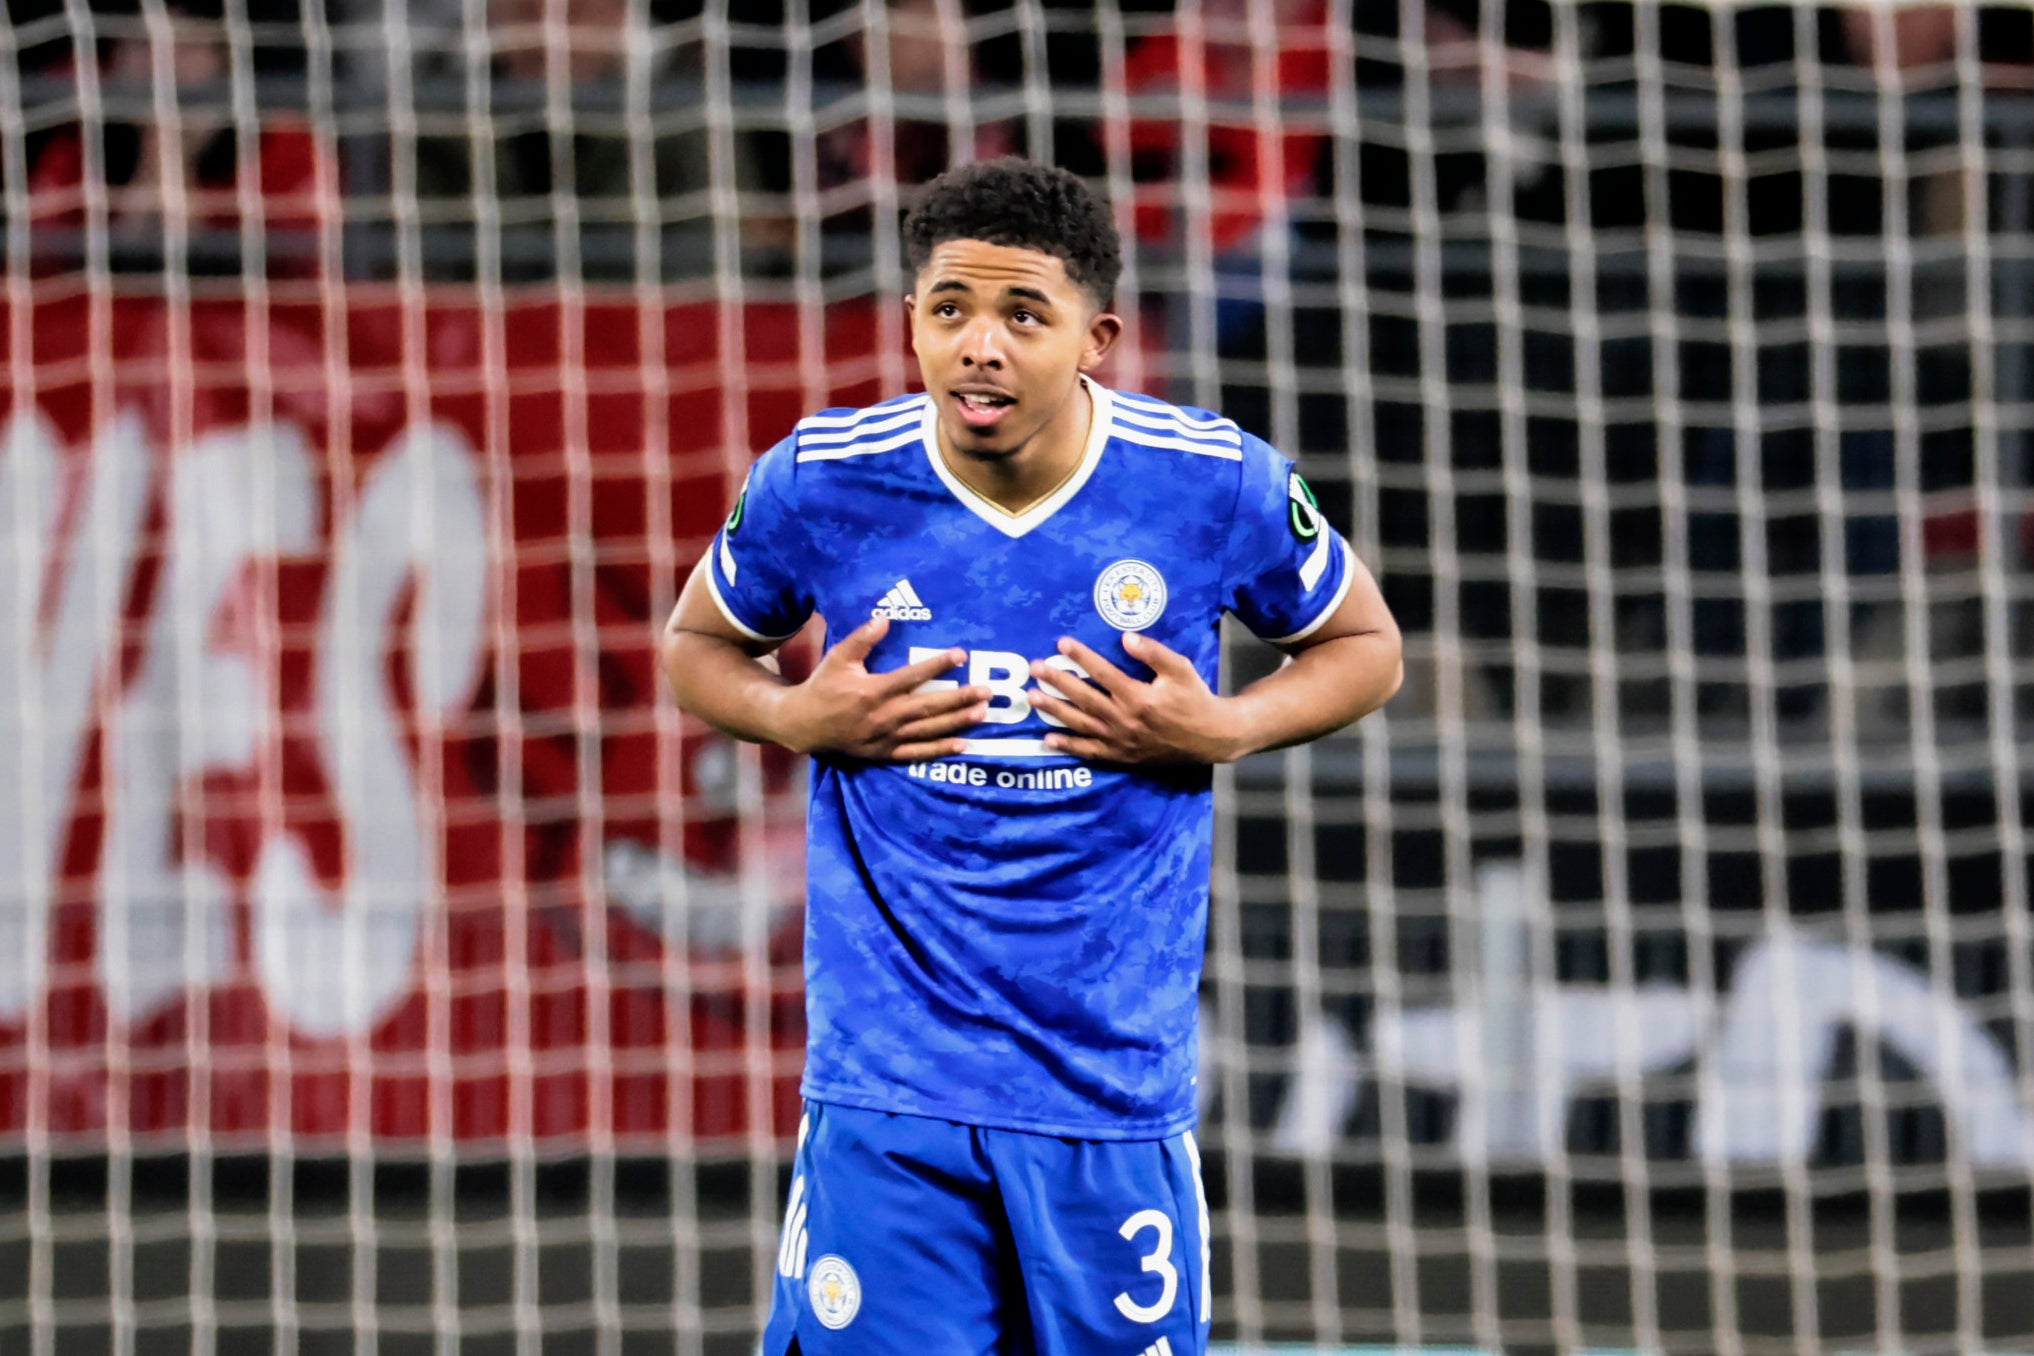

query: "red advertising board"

left=0, top=288, right=894, bottom=1149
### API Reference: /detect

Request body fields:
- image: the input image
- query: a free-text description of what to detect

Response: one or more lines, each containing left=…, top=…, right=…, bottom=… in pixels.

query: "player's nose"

left=958, top=320, right=1005, bottom=369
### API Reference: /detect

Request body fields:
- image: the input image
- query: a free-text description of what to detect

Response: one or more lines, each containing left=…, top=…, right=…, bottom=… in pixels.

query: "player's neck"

left=936, top=379, right=1094, bottom=517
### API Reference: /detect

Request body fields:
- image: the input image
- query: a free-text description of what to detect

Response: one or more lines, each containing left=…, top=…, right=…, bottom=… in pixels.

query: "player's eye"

left=1011, top=309, right=1039, bottom=326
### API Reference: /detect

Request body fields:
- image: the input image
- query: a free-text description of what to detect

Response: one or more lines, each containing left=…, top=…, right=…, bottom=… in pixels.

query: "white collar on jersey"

left=919, top=375, right=1115, bottom=539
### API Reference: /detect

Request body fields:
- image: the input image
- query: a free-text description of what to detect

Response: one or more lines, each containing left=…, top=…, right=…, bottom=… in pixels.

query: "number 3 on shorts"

left=1112, top=1209, right=1179, bottom=1323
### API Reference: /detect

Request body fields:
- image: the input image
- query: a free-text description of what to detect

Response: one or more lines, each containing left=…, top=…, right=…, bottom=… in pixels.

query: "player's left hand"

left=1028, top=633, right=1244, bottom=765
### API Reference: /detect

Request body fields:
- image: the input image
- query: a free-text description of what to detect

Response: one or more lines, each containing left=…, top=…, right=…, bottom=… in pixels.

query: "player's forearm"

left=660, top=626, right=797, bottom=748
left=1220, top=630, right=1403, bottom=759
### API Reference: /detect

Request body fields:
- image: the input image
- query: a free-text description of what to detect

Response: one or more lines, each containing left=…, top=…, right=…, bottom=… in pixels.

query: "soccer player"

left=661, top=157, right=1401, bottom=1354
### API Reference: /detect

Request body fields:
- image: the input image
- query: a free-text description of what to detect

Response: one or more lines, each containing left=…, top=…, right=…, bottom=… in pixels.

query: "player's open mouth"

left=952, top=390, right=1016, bottom=430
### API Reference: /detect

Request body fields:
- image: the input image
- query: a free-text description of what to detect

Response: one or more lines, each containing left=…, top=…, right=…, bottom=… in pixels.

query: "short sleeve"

left=1222, top=435, right=1354, bottom=644
left=703, top=438, right=815, bottom=642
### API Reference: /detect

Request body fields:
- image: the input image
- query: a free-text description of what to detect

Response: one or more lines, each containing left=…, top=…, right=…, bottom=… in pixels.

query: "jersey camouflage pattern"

left=710, top=377, right=1354, bottom=1137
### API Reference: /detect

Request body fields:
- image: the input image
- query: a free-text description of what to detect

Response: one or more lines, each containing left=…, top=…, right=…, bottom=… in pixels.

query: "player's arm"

left=1207, top=549, right=1401, bottom=756
left=1030, top=438, right=1400, bottom=766
left=661, top=561, right=991, bottom=761
left=1026, top=555, right=1400, bottom=765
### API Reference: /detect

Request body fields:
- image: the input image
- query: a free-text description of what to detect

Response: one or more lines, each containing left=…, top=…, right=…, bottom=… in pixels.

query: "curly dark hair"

left=902, top=157, right=1122, bottom=310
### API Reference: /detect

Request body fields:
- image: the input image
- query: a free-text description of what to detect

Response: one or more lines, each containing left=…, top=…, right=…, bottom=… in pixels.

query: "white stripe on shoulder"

left=1112, top=403, right=1242, bottom=441
left=1113, top=427, right=1244, bottom=460
left=794, top=394, right=929, bottom=432
left=1112, top=392, right=1240, bottom=434
left=796, top=406, right=923, bottom=448
left=1111, top=406, right=1244, bottom=456
left=1112, top=404, right=1242, bottom=440
left=796, top=425, right=925, bottom=463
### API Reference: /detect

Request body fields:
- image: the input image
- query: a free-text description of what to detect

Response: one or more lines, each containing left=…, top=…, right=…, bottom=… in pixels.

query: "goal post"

left=3, top=2, right=2034, bottom=1353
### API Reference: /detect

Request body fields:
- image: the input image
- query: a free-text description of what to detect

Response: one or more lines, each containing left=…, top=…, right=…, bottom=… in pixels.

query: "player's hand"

left=1028, top=633, right=1244, bottom=765
left=771, top=616, right=990, bottom=761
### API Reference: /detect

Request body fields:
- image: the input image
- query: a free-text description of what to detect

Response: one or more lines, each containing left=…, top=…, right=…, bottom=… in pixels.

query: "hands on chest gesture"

left=775, top=617, right=991, bottom=762
left=1029, top=632, right=1244, bottom=766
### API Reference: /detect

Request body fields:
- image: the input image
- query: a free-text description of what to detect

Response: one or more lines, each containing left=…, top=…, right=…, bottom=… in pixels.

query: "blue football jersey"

left=706, top=378, right=1354, bottom=1138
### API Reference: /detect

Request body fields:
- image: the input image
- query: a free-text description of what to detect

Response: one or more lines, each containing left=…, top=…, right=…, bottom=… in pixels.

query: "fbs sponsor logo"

left=871, top=578, right=932, bottom=621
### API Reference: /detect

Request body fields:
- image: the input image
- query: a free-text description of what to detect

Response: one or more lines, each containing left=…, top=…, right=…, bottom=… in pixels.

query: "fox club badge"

left=1094, top=559, right=1167, bottom=632
left=808, top=1254, right=862, bottom=1330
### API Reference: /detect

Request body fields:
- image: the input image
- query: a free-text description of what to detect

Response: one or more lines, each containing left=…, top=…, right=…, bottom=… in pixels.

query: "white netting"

left=4, top=1, right=2034, bottom=1353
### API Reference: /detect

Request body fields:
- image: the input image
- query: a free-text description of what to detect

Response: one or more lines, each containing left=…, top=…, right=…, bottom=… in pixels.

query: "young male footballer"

left=662, top=157, right=1401, bottom=1354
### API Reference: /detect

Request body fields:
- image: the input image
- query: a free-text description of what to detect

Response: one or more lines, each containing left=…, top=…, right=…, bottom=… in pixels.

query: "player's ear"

left=1080, top=306, right=1123, bottom=373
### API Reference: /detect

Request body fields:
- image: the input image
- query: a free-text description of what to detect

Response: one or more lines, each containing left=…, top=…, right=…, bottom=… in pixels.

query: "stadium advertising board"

left=0, top=293, right=890, bottom=1147
left=1246, top=869, right=2034, bottom=1172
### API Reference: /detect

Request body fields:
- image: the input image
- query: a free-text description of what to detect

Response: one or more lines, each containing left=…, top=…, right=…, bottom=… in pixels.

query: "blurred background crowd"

left=8, top=0, right=2034, bottom=285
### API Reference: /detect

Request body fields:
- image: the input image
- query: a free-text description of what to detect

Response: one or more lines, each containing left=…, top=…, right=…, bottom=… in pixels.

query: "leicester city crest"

left=1094, top=559, right=1167, bottom=632
left=808, top=1254, right=862, bottom=1330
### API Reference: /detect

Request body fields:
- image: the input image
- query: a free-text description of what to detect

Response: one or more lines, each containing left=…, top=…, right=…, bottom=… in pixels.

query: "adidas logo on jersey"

left=871, top=579, right=932, bottom=621
left=1135, top=1339, right=1175, bottom=1356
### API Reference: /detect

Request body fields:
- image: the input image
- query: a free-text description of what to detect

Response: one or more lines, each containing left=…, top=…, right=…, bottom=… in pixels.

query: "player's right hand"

left=770, top=616, right=989, bottom=762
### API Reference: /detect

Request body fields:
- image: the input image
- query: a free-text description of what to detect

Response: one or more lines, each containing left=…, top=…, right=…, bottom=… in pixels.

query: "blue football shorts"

left=760, top=1100, right=1212, bottom=1356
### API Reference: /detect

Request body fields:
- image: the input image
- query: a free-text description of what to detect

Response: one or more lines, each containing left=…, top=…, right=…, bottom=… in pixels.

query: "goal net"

left=3, top=0, right=2033, bottom=1353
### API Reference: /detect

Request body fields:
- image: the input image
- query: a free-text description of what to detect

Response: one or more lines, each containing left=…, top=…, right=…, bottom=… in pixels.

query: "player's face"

left=907, top=240, right=1121, bottom=463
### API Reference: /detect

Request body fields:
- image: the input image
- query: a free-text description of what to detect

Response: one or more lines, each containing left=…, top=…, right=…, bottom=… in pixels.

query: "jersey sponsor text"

left=906, top=759, right=1095, bottom=791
